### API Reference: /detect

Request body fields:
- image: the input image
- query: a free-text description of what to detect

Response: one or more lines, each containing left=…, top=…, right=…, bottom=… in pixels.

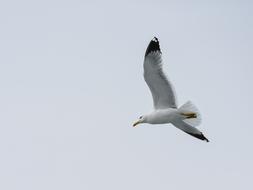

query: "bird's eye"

left=139, top=116, right=143, bottom=119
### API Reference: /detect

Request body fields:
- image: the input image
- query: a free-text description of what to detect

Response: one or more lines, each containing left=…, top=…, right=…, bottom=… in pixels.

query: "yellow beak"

left=133, top=120, right=141, bottom=127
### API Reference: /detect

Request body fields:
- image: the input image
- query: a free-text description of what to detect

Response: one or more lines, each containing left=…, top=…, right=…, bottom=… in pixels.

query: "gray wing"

left=144, top=37, right=177, bottom=109
left=172, top=120, right=209, bottom=142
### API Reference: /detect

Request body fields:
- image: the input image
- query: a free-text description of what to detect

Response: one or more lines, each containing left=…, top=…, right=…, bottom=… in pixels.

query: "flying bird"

left=133, top=37, right=209, bottom=142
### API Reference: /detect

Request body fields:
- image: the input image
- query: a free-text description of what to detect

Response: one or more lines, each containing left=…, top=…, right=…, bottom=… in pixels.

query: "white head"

left=133, top=115, right=147, bottom=127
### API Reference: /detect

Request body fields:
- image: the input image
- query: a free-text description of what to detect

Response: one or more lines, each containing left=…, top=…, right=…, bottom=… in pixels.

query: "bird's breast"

left=147, top=109, right=178, bottom=124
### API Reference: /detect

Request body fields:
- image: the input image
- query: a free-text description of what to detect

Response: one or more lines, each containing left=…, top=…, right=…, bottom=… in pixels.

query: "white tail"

left=178, top=101, right=201, bottom=127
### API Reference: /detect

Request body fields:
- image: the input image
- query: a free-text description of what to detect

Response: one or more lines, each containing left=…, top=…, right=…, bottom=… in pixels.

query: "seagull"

left=133, top=37, right=209, bottom=142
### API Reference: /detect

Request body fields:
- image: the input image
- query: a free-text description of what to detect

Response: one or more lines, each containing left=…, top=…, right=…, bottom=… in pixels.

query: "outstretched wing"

left=172, top=120, right=209, bottom=142
left=144, top=37, right=177, bottom=109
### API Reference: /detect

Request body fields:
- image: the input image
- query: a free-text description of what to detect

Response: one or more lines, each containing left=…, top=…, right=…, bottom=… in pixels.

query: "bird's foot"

left=181, top=112, right=197, bottom=119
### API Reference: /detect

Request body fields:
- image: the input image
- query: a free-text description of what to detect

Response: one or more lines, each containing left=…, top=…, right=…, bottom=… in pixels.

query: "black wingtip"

left=204, top=136, right=209, bottom=142
left=202, top=133, right=209, bottom=142
left=145, top=37, right=161, bottom=57
left=186, top=132, right=209, bottom=142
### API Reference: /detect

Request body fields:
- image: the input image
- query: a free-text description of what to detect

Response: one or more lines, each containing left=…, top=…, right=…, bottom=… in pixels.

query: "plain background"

left=0, top=0, right=252, bottom=189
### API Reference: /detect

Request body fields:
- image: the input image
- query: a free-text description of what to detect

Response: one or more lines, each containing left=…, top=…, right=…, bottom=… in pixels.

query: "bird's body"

left=144, top=108, right=179, bottom=124
left=133, top=37, right=209, bottom=142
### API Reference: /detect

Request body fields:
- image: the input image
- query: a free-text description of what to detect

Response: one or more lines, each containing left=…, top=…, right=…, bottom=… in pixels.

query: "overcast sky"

left=0, top=0, right=252, bottom=189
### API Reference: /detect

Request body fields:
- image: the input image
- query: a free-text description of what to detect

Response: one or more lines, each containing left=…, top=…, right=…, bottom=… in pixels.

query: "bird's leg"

left=181, top=112, right=197, bottom=119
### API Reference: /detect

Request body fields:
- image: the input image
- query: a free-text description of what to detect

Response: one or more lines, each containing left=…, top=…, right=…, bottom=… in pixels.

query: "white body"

left=146, top=109, right=181, bottom=124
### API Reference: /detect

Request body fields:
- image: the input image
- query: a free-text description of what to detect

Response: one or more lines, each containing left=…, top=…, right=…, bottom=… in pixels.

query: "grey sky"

left=0, top=0, right=252, bottom=189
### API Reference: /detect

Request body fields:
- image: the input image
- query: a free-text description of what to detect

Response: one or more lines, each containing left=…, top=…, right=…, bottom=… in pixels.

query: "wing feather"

left=172, top=120, right=209, bottom=142
left=144, top=37, right=177, bottom=109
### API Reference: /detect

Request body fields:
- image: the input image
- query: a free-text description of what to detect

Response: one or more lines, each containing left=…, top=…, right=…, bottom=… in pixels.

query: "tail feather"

left=179, top=101, right=201, bottom=127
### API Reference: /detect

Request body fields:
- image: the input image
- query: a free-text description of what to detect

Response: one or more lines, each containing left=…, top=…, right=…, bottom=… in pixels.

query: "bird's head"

left=133, top=115, right=146, bottom=127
